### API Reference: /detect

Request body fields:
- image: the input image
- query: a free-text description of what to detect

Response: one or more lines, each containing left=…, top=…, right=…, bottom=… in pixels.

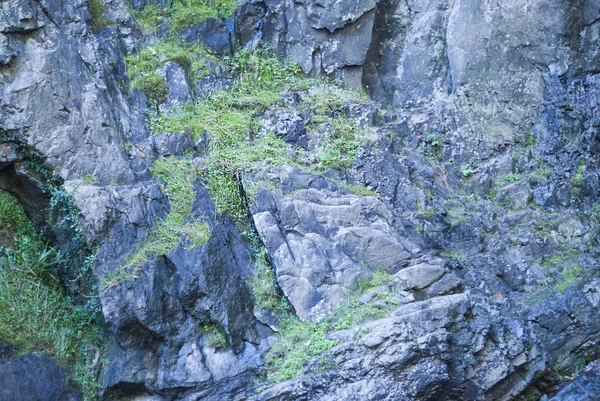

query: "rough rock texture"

left=0, top=354, right=82, bottom=401
left=549, top=362, right=600, bottom=401
left=2, top=0, right=600, bottom=400
left=237, top=0, right=378, bottom=87
left=246, top=166, right=417, bottom=321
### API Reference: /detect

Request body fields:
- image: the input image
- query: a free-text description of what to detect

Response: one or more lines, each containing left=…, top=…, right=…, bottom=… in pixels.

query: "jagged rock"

left=159, top=61, right=194, bottom=112
left=151, top=132, right=193, bottom=157
left=245, top=166, right=417, bottom=321
left=260, top=108, right=308, bottom=148
left=0, top=355, right=82, bottom=401
left=179, top=18, right=232, bottom=55
left=236, top=0, right=377, bottom=87
left=549, top=362, right=600, bottom=401
left=495, top=181, right=533, bottom=210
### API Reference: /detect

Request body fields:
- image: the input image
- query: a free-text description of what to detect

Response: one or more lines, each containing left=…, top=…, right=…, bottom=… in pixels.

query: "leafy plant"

left=460, top=164, right=475, bottom=178
left=504, top=173, right=521, bottom=183
left=0, top=192, right=103, bottom=400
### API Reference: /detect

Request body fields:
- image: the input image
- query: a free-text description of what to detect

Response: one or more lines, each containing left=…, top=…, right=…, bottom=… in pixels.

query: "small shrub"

left=460, top=164, right=475, bottom=178
left=131, top=72, right=168, bottom=105
left=89, top=0, right=109, bottom=32
left=504, top=173, right=520, bottom=183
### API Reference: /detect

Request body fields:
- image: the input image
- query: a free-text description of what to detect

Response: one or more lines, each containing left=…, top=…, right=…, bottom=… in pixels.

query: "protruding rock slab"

left=245, top=166, right=416, bottom=322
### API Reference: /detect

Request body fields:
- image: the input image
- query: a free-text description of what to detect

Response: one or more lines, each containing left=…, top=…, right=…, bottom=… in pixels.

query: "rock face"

left=2, top=0, right=600, bottom=400
left=0, top=354, right=82, bottom=401
left=237, top=0, right=378, bottom=87
left=247, top=166, right=416, bottom=321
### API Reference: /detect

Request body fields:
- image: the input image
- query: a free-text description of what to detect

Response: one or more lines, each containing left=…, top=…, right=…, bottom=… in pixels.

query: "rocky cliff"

left=1, top=0, right=600, bottom=400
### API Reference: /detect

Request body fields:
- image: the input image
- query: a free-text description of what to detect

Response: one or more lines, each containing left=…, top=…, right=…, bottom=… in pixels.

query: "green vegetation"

left=424, top=133, right=443, bottom=162
left=0, top=189, right=103, bottom=400
left=250, top=248, right=281, bottom=311
left=126, top=41, right=218, bottom=105
left=264, top=269, right=396, bottom=383
left=318, top=118, right=362, bottom=170
left=200, top=323, right=228, bottom=349
left=89, top=0, right=109, bottom=32
left=82, top=174, right=98, bottom=184
left=571, top=160, right=587, bottom=201
left=504, top=173, right=521, bottom=183
left=461, top=164, right=475, bottom=178
left=103, top=158, right=210, bottom=289
left=541, top=253, right=584, bottom=293
left=526, top=131, right=536, bottom=148
left=135, top=0, right=237, bottom=32
left=441, top=251, right=467, bottom=263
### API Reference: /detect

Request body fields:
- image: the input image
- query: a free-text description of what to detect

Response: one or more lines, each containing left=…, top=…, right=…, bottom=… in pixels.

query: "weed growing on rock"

left=89, top=0, right=109, bottom=32
left=135, top=0, right=237, bottom=31
left=264, top=270, right=397, bottom=383
left=103, top=158, right=210, bottom=289
left=0, top=189, right=103, bottom=401
left=504, top=173, right=521, bottom=183
left=200, top=323, right=228, bottom=350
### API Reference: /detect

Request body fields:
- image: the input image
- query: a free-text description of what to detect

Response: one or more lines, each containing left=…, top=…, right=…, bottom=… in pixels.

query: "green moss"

left=131, top=72, right=168, bottom=105
left=135, top=0, right=237, bottom=32
left=200, top=323, right=228, bottom=349
left=82, top=174, right=98, bottom=184
left=441, top=251, right=467, bottom=263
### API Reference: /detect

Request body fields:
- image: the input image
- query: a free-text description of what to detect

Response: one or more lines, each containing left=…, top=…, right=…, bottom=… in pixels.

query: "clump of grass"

left=126, top=41, right=218, bottom=105
left=0, top=190, right=103, bottom=400
left=264, top=269, right=397, bottom=383
left=135, top=0, right=237, bottom=32
left=318, top=118, right=362, bottom=171
left=250, top=249, right=280, bottom=310
left=103, top=158, right=210, bottom=289
left=200, top=323, right=228, bottom=349
left=89, top=0, right=109, bottom=32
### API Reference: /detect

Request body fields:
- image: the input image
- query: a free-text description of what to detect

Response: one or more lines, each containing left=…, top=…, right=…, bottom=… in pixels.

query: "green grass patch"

left=264, top=269, right=396, bottom=383
left=102, top=158, right=210, bottom=289
left=0, top=191, right=103, bottom=400
left=135, top=0, right=237, bottom=32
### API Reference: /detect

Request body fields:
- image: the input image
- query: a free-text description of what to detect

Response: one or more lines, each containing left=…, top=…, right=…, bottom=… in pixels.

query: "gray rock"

left=151, top=131, right=193, bottom=157
left=0, top=355, right=82, bottom=401
left=179, top=18, right=232, bottom=55
left=495, top=181, right=533, bottom=210
left=245, top=166, right=415, bottom=321
left=393, top=263, right=447, bottom=291
left=159, top=61, right=194, bottom=112
left=548, top=361, right=600, bottom=401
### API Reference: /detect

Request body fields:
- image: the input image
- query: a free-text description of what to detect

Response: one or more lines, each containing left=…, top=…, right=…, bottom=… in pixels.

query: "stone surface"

left=0, top=355, right=82, bottom=401
left=245, top=166, right=416, bottom=321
